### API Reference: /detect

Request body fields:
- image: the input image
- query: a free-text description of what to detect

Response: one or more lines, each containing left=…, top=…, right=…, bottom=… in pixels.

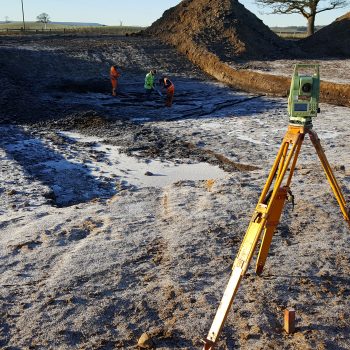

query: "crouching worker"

left=110, top=65, right=121, bottom=96
left=159, top=77, right=174, bottom=107
left=144, top=69, right=157, bottom=98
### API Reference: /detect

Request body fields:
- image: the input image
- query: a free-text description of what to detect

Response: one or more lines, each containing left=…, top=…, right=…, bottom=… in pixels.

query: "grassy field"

left=0, top=22, right=306, bottom=38
left=275, top=31, right=308, bottom=39
left=271, top=26, right=321, bottom=40
left=0, top=22, right=145, bottom=35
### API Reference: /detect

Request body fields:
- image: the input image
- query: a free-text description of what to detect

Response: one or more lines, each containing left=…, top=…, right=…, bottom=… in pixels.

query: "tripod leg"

left=255, top=187, right=288, bottom=275
left=255, top=131, right=304, bottom=275
left=202, top=266, right=243, bottom=350
left=202, top=211, right=266, bottom=349
left=308, top=130, right=350, bottom=224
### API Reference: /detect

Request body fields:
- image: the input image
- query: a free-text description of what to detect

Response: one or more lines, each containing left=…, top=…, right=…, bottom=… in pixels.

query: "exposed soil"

left=145, top=0, right=350, bottom=62
left=144, top=0, right=350, bottom=107
left=300, top=12, right=350, bottom=57
left=232, top=59, right=350, bottom=84
left=0, top=14, right=350, bottom=350
left=0, top=35, right=206, bottom=123
left=144, top=0, right=294, bottom=61
left=0, top=31, right=350, bottom=349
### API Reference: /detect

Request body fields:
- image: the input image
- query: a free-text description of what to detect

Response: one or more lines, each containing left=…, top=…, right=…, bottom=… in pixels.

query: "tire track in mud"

left=145, top=179, right=256, bottom=348
left=167, top=94, right=264, bottom=121
left=148, top=184, right=215, bottom=348
left=183, top=141, right=259, bottom=172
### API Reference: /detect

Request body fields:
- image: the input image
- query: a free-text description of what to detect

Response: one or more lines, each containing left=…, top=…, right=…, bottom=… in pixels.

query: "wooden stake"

left=284, top=308, right=295, bottom=334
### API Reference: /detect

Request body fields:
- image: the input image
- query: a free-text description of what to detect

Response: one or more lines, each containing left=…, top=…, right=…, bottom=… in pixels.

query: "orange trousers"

left=111, top=77, right=118, bottom=96
left=166, top=85, right=175, bottom=107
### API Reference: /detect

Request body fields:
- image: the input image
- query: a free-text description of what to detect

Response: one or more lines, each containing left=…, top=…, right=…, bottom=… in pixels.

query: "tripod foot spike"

left=201, top=338, right=215, bottom=350
left=256, top=264, right=264, bottom=276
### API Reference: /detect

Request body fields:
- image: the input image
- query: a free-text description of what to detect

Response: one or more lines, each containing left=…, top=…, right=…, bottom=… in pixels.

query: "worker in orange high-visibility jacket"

left=110, top=65, right=121, bottom=96
left=159, top=77, right=175, bottom=107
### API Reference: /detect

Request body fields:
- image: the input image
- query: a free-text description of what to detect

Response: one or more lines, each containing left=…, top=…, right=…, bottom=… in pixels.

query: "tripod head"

left=288, top=64, right=320, bottom=128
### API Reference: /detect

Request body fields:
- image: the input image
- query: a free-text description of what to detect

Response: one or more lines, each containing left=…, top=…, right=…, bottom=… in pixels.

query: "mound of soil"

left=143, top=1, right=350, bottom=107
left=300, top=12, right=350, bottom=57
left=145, top=0, right=291, bottom=61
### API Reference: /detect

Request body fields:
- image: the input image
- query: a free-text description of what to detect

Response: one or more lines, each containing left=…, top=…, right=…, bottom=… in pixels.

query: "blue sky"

left=0, top=0, right=348, bottom=27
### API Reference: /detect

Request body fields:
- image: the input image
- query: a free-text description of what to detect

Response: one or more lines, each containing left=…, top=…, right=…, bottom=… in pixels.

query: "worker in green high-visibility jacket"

left=144, top=69, right=157, bottom=98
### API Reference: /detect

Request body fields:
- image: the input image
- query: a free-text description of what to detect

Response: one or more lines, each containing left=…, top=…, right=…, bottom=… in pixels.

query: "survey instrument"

left=201, top=64, right=350, bottom=350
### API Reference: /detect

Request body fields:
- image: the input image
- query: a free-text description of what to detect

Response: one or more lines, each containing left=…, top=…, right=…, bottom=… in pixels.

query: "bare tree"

left=255, top=0, right=349, bottom=36
left=36, top=12, right=50, bottom=30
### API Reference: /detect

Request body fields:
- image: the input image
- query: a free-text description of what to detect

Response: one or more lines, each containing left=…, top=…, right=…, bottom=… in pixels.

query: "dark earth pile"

left=145, top=0, right=350, bottom=62
left=143, top=1, right=350, bottom=106
left=144, top=0, right=292, bottom=61
left=300, top=12, right=350, bottom=57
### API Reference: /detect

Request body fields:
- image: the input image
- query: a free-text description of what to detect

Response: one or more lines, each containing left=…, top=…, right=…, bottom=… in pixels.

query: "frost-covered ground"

left=0, top=36, right=350, bottom=350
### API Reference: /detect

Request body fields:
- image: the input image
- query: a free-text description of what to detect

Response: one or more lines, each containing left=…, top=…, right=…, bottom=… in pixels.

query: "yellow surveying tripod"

left=201, top=64, right=350, bottom=349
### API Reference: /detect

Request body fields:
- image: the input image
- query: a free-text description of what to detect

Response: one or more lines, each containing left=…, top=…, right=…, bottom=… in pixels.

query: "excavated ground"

left=144, top=0, right=350, bottom=107
left=0, top=35, right=350, bottom=350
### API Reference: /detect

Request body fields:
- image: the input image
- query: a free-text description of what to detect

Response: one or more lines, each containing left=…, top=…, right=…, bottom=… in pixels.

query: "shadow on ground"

left=0, top=125, right=116, bottom=207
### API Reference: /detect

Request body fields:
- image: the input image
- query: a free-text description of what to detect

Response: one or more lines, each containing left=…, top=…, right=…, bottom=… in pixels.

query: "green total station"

left=288, top=63, right=320, bottom=127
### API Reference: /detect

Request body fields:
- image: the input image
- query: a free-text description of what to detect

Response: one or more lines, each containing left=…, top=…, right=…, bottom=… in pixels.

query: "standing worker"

left=144, top=69, right=157, bottom=98
left=110, top=65, right=121, bottom=96
left=159, top=76, right=175, bottom=107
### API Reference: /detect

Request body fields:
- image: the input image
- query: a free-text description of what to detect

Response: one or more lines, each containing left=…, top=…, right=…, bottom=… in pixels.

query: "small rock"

left=43, top=190, right=56, bottom=201
left=7, top=189, right=17, bottom=195
left=137, top=332, right=155, bottom=349
left=250, top=325, right=261, bottom=335
left=144, top=171, right=154, bottom=176
left=165, top=289, right=176, bottom=300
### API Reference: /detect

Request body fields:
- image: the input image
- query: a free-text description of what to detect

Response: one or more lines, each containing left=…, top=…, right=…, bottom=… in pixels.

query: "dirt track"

left=0, top=35, right=350, bottom=350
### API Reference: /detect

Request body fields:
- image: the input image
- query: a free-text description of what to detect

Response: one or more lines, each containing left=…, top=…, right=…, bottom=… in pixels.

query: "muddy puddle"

left=60, top=131, right=228, bottom=188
